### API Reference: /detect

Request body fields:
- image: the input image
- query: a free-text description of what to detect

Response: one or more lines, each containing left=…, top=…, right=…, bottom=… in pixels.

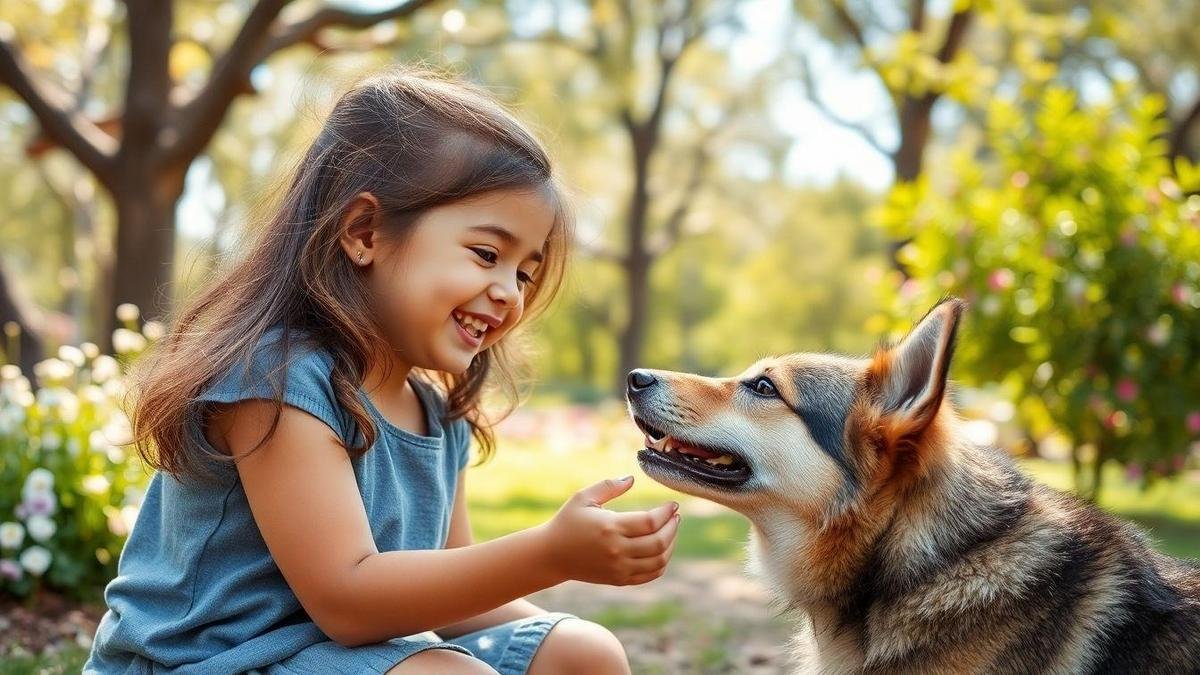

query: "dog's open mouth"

left=632, top=416, right=751, bottom=487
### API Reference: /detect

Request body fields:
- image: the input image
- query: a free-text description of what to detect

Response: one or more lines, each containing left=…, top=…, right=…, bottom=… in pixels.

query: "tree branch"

left=830, top=1, right=868, bottom=50
left=934, top=9, right=972, bottom=64
left=796, top=49, right=891, bottom=157
left=121, top=0, right=173, bottom=161
left=169, top=0, right=437, bottom=167
left=1169, top=93, right=1200, bottom=160
left=0, top=28, right=117, bottom=184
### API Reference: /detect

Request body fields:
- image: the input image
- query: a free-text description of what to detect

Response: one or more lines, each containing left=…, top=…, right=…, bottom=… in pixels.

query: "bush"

left=0, top=307, right=157, bottom=600
left=873, top=87, right=1200, bottom=496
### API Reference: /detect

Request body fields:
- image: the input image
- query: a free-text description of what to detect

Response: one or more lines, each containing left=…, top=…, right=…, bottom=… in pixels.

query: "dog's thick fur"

left=626, top=298, right=1200, bottom=674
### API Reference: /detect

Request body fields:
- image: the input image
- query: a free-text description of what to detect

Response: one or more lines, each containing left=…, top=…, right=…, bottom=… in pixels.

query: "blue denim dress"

left=84, top=326, right=573, bottom=674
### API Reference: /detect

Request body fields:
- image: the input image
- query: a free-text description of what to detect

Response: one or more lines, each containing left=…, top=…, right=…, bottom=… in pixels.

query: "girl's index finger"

left=612, top=501, right=678, bottom=537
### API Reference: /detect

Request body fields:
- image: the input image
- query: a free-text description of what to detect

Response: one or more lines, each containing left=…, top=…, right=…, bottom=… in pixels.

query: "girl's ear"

left=338, top=192, right=384, bottom=267
left=871, top=297, right=966, bottom=436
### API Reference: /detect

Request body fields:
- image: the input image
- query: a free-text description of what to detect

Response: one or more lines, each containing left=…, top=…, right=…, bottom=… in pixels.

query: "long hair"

left=129, top=68, right=573, bottom=479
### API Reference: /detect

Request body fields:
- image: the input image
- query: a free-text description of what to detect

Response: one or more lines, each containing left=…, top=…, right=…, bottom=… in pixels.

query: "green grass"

left=0, top=649, right=88, bottom=674
left=466, top=433, right=1200, bottom=562
left=1023, top=459, right=1200, bottom=560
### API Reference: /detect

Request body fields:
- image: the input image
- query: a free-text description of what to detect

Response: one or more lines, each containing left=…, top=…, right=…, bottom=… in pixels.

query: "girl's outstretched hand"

left=537, top=476, right=681, bottom=586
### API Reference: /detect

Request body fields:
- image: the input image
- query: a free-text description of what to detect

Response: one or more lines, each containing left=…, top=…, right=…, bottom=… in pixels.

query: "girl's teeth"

left=454, top=312, right=487, bottom=338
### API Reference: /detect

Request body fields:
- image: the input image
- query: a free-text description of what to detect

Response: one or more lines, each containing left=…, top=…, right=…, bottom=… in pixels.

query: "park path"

left=528, top=559, right=796, bottom=674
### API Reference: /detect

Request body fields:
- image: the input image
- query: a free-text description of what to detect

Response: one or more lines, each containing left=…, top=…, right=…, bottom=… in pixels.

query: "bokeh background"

left=1, top=0, right=1199, bottom=671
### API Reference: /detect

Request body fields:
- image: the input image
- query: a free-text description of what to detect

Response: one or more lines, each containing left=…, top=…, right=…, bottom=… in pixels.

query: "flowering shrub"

left=874, top=87, right=1200, bottom=493
left=0, top=304, right=159, bottom=600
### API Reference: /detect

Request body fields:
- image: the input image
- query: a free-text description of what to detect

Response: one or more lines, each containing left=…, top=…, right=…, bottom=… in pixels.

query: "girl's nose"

left=488, top=279, right=519, bottom=308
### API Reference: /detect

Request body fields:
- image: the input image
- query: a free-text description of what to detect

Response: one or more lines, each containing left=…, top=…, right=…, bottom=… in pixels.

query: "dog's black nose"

left=627, top=369, right=657, bottom=392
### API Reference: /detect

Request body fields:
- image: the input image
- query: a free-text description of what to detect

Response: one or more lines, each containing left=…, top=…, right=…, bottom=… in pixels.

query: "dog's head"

left=625, top=298, right=966, bottom=525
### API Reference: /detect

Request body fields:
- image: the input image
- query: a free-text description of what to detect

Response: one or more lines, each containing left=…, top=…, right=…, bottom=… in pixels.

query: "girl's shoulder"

left=195, top=324, right=346, bottom=442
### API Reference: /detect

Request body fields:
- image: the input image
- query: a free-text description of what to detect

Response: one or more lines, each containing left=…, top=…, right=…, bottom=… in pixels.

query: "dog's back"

left=800, top=448, right=1200, bottom=674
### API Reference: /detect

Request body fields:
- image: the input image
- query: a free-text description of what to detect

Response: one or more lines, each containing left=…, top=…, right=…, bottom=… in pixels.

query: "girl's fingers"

left=613, top=501, right=678, bottom=537
left=625, top=512, right=681, bottom=558
left=627, top=516, right=679, bottom=573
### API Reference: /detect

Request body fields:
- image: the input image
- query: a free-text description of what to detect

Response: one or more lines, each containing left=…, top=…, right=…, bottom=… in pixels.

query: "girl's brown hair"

left=129, top=68, right=573, bottom=478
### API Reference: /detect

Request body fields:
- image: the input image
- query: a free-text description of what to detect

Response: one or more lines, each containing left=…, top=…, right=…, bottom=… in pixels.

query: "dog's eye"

left=749, top=377, right=777, bottom=398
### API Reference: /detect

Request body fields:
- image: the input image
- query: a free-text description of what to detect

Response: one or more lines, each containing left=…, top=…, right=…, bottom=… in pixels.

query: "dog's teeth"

left=704, top=454, right=735, bottom=466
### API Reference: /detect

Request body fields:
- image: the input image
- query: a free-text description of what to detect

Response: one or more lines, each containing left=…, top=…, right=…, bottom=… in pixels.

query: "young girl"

left=83, top=69, right=681, bottom=675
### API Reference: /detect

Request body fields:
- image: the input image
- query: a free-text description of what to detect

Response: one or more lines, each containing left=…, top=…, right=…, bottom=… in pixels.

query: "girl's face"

left=347, top=189, right=556, bottom=376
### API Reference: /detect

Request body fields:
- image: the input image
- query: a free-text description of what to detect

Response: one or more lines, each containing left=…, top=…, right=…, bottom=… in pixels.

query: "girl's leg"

left=385, top=648, right=499, bottom=674
left=526, top=618, right=631, bottom=675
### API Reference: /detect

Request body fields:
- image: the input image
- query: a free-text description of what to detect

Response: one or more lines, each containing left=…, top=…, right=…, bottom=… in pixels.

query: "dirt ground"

left=529, top=559, right=797, bottom=674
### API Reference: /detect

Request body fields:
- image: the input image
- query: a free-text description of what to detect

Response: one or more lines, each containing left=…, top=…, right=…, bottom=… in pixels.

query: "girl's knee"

left=529, top=618, right=629, bottom=675
left=385, top=647, right=498, bottom=674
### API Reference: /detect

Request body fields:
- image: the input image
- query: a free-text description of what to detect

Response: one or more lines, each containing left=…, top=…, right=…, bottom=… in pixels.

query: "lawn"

left=468, top=404, right=1200, bottom=561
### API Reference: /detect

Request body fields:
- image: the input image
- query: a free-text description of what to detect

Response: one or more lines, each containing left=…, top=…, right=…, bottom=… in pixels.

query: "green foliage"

left=875, top=86, right=1200, bottom=487
left=0, top=309, right=155, bottom=600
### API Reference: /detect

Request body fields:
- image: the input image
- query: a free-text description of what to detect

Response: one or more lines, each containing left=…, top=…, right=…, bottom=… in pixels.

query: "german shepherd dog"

left=625, top=298, right=1200, bottom=674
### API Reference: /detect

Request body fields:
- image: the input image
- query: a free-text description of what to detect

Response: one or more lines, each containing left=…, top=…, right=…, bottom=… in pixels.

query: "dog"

left=625, top=298, right=1200, bottom=674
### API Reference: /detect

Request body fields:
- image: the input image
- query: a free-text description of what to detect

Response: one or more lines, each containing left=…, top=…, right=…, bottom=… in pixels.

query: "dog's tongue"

left=672, top=439, right=722, bottom=459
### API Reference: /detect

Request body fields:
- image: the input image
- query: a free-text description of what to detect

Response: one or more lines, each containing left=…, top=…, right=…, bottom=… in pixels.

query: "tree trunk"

left=888, top=94, right=937, bottom=272
left=616, top=128, right=654, bottom=395
left=0, top=265, right=44, bottom=376
left=102, top=165, right=186, bottom=350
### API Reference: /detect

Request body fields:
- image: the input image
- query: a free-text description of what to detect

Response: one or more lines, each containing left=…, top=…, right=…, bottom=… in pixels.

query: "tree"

left=875, top=86, right=1200, bottom=500
left=0, top=0, right=439, bottom=351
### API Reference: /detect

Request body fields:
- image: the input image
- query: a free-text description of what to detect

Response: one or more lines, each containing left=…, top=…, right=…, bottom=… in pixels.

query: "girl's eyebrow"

left=468, top=224, right=544, bottom=263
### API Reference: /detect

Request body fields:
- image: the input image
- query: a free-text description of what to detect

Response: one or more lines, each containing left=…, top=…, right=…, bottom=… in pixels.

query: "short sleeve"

left=450, top=416, right=472, bottom=471
left=194, top=327, right=346, bottom=444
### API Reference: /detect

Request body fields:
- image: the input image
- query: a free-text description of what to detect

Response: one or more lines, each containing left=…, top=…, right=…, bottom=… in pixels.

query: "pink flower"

left=1119, top=227, right=1138, bottom=247
left=1114, top=378, right=1139, bottom=402
left=0, top=559, right=20, bottom=582
left=987, top=268, right=1015, bottom=292
left=1125, top=463, right=1143, bottom=481
left=1172, top=283, right=1193, bottom=305
left=1187, top=412, right=1200, bottom=435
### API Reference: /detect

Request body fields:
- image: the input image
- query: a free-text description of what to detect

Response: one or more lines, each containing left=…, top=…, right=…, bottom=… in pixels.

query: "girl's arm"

left=208, top=400, right=679, bottom=647
left=433, top=469, right=549, bottom=639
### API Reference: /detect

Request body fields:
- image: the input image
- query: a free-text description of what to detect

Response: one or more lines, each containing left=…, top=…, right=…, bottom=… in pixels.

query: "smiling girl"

left=83, top=69, right=681, bottom=675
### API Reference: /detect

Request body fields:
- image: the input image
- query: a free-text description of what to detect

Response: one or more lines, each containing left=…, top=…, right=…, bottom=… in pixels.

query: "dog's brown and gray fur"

left=625, top=298, right=1200, bottom=674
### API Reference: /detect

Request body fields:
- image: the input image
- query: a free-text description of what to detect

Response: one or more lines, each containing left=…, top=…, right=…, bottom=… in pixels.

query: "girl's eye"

left=517, top=271, right=536, bottom=288
left=470, top=247, right=498, bottom=264
left=749, top=377, right=777, bottom=398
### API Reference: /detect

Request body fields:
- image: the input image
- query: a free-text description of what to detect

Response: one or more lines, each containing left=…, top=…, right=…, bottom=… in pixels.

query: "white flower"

left=89, top=356, right=119, bottom=384
left=102, top=378, right=125, bottom=399
left=142, top=320, right=165, bottom=341
left=25, top=515, right=56, bottom=543
left=19, top=546, right=51, bottom=576
left=57, top=345, right=86, bottom=368
left=115, top=303, right=140, bottom=323
left=0, top=522, right=24, bottom=549
left=80, top=342, right=100, bottom=359
left=112, top=328, right=147, bottom=354
left=80, top=384, right=107, bottom=406
left=107, top=505, right=140, bottom=538
left=102, top=414, right=133, bottom=446
left=82, top=475, right=110, bottom=495
left=22, top=468, right=54, bottom=496
left=0, top=364, right=20, bottom=380
left=40, top=430, right=61, bottom=451
left=32, top=358, right=74, bottom=383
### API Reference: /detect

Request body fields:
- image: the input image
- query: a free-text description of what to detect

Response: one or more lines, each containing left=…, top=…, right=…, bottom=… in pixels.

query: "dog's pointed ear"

left=871, top=298, right=965, bottom=435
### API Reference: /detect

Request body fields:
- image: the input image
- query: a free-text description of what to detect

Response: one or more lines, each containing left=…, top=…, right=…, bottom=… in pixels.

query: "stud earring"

left=357, top=250, right=365, bottom=265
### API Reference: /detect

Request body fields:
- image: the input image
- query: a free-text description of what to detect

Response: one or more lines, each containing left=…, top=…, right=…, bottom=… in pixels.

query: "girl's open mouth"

left=452, top=311, right=486, bottom=347
left=632, top=416, right=752, bottom=487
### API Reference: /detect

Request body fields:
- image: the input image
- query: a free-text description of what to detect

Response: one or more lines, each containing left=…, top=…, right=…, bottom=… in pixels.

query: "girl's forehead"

left=449, top=189, right=556, bottom=241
